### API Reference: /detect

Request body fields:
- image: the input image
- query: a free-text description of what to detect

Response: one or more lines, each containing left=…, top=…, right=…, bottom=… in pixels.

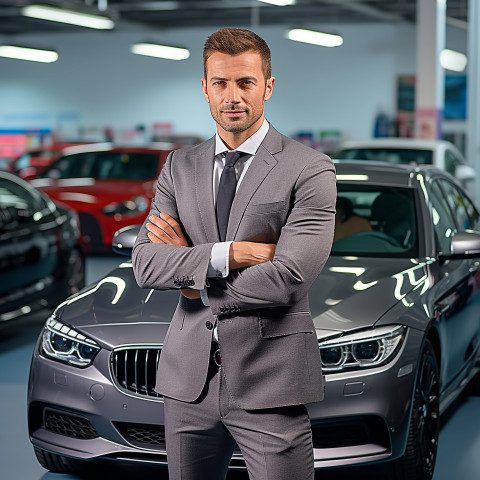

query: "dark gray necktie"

left=216, top=151, right=244, bottom=241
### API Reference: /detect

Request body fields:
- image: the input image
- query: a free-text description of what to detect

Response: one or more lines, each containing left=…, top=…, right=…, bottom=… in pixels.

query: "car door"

left=428, top=177, right=480, bottom=389
left=0, top=175, right=60, bottom=314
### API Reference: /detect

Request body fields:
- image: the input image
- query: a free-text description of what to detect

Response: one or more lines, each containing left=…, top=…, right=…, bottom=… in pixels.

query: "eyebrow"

left=210, top=75, right=258, bottom=82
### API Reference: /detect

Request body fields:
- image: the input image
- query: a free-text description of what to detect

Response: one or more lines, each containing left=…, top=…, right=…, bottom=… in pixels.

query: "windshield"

left=41, top=151, right=159, bottom=180
left=331, top=184, right=418, bottom=258
left=338, top=147, right=433, bottom=166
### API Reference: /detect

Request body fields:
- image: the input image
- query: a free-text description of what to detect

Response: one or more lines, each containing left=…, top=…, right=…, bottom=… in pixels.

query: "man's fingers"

left=159, top=213, right=184, bottom=238
left=147, top=231, right=164, bottom=243
left=148, top=215, right=176, bottom=239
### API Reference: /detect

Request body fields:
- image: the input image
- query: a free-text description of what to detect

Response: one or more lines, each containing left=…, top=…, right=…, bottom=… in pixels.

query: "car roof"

left=338, top=138, right=452, bottom=151
left=334, top=159, right=449, bottom=187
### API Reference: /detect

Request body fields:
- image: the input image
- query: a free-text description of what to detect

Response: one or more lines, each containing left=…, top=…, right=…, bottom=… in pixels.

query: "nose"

left=225, top=82, right=240, bottom=104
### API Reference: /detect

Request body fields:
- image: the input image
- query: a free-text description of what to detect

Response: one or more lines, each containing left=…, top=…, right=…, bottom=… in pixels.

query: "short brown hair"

left=203, top=28, right=271, bottom=81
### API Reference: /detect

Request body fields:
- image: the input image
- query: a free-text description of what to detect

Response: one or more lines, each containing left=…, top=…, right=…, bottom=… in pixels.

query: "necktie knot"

left=224, top=151, right=242, bottom=168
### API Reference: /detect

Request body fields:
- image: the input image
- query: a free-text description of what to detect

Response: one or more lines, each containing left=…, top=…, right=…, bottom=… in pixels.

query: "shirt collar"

left=215, top=118, right=270, bottom=157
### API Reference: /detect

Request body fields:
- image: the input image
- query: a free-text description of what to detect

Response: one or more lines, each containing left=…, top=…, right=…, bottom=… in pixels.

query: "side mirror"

left=112, top=225, right=141, bottom=256
left=455, top=164, right=475, bottom=182
left=440, top=230, right=480, bottom=261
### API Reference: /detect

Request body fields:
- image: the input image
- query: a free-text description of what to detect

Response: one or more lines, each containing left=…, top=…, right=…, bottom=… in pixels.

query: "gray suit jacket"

left=132, top=125, right=336, bottom=410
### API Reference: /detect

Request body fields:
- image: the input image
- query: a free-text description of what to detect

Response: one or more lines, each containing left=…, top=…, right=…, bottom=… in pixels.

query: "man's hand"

left=230, top=242, right=276, bottom=270
left=146, top=213, right=200, bottom=299
left=146, top=213, right=189, bottom=247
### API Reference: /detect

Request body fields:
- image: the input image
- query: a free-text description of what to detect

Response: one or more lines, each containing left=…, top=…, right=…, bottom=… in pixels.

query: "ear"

left=201, top=78, right=209, bottom=103
left=264, top=76, right=275, bottom=101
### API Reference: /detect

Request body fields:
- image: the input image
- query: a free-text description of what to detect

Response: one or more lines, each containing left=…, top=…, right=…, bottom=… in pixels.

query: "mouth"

left=221, top=107, right=247, bottom=118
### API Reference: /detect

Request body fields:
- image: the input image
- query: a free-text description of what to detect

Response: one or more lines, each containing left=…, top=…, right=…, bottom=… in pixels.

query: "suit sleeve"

left=207, top=154, right=336, bottom=314
left=132, top=151, right=214, bottom=291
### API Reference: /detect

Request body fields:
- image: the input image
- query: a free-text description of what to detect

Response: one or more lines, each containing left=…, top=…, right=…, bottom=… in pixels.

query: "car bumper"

left=28, top=328, right=424, bottom=470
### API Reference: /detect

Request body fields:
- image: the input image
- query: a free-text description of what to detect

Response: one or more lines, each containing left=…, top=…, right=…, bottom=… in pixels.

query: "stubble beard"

left=213, top=106, right=263, bottom=134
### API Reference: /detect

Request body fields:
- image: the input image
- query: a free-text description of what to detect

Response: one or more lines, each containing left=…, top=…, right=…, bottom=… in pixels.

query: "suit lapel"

left=227, top=126, right=283, bottom=240
left=194, top=138, right=220, bottom=243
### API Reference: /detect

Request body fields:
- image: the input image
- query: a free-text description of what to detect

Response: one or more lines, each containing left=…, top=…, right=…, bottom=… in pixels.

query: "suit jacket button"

left=206, top=321, right=213, bottom=330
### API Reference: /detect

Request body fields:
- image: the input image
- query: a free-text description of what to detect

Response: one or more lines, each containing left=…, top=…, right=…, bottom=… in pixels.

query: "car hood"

left=30, top=178, right=154, bottom=207
left=54, top=257, right=429, bottom=349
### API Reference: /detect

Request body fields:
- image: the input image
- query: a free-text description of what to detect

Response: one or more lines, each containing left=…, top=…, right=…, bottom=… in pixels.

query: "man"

left=132, top=27, right=336, bottom=480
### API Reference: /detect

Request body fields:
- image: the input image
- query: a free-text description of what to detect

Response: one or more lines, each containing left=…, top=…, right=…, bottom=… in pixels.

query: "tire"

left=390, top=339, right=440, bottom=480
left=34, top=447, right=89, bottom=474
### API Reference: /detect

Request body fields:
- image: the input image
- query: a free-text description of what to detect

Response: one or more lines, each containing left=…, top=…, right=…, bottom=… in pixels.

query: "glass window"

left=42, top=152, right=159, bottom=180
left=438, top=179, right=479, bottom=231
left=337, top=148, right=433, bottom=166
left=331, top=185, right=417, bottom=258
left=0, top=177, right=47, bottom=232
left=428, top=181, right=457, bottom=253
left=444, top=149, right=461, bottom=177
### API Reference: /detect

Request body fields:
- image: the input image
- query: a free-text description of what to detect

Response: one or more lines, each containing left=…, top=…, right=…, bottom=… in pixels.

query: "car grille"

left=44, top=409, right=99, bottom=440
left=114, top=422, right=166, bottom=449
left=111, top=347, right=163, bottom=399
left=311, top=416, right=390, bottom=450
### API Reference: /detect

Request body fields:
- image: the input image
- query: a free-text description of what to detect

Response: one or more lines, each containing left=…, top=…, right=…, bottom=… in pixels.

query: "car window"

left=0, top=177, right=47, bottom=232
left=331, top=185, right=417, bottom=258
left=337, top=148, right=433, bottom=166
left=427, top=181, right=457, bottom=253
left=438, top=179, right=479, bottom=231
left=444, top=149, right=461, bottom=177
left=42, top=152, right=159, bottom=180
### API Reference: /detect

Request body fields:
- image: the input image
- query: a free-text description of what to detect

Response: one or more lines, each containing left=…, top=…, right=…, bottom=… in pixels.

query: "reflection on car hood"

left=30, top=178, right=153, bottom=207
left=54, top=257, right=429, bottom=348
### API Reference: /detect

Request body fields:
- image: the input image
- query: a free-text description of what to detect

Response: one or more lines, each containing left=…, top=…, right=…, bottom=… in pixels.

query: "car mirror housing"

left=440, top=230, right=480, bottom=261
left=112, top=224, right=141, bottom=256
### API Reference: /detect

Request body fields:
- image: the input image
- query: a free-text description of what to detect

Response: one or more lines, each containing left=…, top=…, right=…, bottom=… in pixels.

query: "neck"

left=217, top=115, right=264, bottom=150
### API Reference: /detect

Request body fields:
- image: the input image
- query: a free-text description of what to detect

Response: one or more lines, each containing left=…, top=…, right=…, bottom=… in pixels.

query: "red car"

left=8, top=143, right=93, bottom=179
left=30, top=145, right=169, bottom=254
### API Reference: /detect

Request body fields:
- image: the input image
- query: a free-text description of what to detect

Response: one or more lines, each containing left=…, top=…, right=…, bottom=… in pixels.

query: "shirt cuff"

left=206, top=241, right=232, bottom=279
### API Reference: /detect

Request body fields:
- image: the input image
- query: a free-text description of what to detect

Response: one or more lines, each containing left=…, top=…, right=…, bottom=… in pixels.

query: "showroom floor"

left=1, top=256, right=479, bottom=480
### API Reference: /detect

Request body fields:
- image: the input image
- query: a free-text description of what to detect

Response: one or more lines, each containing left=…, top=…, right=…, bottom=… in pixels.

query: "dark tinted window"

left=331, top=184, right=417, bottom=258
left=42, top=152, right=159, bottom=180
left=338, top=148, right=433, bottom=166
left=428, top=181, right=457, bottom=253
left=0, top=177, right=48, bottom=232
left=438, top=179, right=480, bottom=231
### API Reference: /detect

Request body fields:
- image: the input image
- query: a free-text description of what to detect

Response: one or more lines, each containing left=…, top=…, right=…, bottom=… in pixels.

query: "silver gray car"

left=28, top=161, right=480, bottom=480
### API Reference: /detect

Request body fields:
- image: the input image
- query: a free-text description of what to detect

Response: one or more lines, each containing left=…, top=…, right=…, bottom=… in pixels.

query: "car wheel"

left=34, top=447, right=89, bottom=474
left=392, top=339, right=440, bottom=480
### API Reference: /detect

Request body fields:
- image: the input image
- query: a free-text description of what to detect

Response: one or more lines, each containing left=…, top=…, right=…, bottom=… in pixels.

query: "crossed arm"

left=145, top=212, right=276, bottom=298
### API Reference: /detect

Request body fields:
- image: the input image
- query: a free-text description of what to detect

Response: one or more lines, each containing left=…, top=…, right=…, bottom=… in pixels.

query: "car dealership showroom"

left=1, top=1, right=480, bottom=479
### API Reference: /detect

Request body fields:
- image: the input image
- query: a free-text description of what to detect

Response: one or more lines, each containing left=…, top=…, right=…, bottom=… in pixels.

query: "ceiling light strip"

left=286, top=28, right=343, bottom=48
left=131, top=43, right=190, bottom=61
left=0, top=45, right=58, bottom=63
left=22, top=5, right=114, bottom=30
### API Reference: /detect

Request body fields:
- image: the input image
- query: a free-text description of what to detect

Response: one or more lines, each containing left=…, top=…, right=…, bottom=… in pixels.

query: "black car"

left=0, top=171, right=85, bottom=323
left=28, top=162, right=480, bottom=479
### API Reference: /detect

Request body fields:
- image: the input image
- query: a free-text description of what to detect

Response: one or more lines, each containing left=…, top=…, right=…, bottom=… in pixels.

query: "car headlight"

left=319, top=325, right=405, bottom=372
left=42, top=315, right=100, bottom=367
left=102, top=195, right=148, bottom=216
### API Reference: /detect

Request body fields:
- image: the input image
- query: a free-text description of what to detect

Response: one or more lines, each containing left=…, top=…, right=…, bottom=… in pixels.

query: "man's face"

left=201, top=51, right=274, bottom=139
